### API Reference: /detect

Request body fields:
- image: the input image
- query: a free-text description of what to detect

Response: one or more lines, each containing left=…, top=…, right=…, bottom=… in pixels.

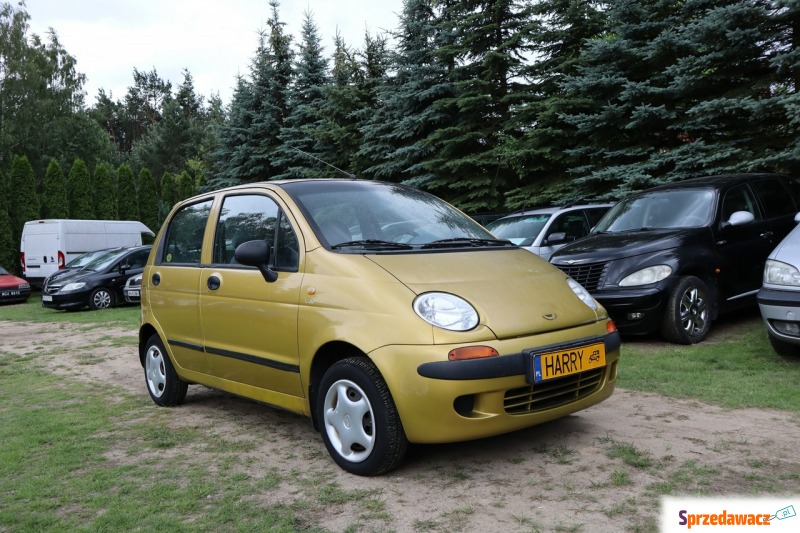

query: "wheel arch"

left=307, top=340, right=369, bottom=431
left=138, top=323, right=160, bottom=367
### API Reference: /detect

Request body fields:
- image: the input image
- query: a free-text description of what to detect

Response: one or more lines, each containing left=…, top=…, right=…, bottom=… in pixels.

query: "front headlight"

left=413, top=292, right=479, bottom=331
left=764, top=259, right=800, bottom=286
left=619, top=265, right=672, bottom=287
left=567, top=278, right=597, bottom=310
left=62, top=282, right=86, bottom=292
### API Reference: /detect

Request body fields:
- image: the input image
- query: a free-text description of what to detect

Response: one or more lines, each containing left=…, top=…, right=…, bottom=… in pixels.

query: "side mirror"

left=794, top=212, right=800, bottom=223
left=544, top=232, right=567, bottom=245
left=235, top=240, right=277, bottom=283
left=725, top=210, right=755, bottom=227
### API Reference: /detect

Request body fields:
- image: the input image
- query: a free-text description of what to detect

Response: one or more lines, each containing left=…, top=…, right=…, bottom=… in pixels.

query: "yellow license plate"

left=532, top=342, right=606, bottom=383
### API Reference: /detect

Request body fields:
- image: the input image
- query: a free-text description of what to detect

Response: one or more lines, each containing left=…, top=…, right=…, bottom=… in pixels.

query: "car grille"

left=553, top=262, right=609, bottom=291
left=503, top=368, right=605, bottom=414
left=43, top=281, right=63, bottom=295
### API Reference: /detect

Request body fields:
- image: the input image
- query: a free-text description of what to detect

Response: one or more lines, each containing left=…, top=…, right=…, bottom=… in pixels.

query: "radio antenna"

left=292, top=147, right=356, bottom=179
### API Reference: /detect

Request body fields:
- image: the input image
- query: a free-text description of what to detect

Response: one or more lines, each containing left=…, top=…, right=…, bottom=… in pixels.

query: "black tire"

left=661, top=276, right=711, bottom=344
left=89, top=287, right=114, bottom=310
left=768, top=333, right=800, bottom=356
left=143, top=333, right=188, bottom=406
left=317, top=357, right=408, bottom=476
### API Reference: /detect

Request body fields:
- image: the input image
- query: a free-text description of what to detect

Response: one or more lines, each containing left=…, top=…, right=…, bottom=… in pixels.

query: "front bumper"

left=369, top=322, right=620, bottom=444
left=41, top=291, right=89, bottom=310
left=0, top=286, right=31, bottom=303
left=593, top=287, right=666, bottom=335
left=757, top=286, right=800, bottom=345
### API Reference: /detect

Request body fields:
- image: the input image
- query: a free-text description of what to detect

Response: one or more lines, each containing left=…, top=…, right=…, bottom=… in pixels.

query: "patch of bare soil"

left=3, top=319, right=799, bottom=532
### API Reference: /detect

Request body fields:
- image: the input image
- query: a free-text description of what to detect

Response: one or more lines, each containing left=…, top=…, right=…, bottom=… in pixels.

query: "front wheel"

left=89, top=287, right=114, bottom=309
left=317, top=357, right=408, bottom=476
left=661, top=276, right=711, bottom=344
left=144, top=334, right=188, bottom=406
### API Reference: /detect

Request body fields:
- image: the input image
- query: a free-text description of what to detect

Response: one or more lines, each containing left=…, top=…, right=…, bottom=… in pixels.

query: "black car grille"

left=554, top=262, right=609, bottom=291
left=504, top=368, right=605, bottom=414
left=43, top=281, right=63, bottom=295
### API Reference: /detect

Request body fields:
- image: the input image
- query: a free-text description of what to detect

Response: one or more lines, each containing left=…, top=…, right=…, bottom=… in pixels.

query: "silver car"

left=486, top=204, right=612, bottom=260
left=123, top=273, right=143, bottom=303
left=757, top=213, right=800, bottom=355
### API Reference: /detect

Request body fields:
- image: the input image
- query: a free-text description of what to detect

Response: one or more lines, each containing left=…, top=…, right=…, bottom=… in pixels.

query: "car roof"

left=498, top=203, right=614, bottom=219
left=643, top=173, right=790, bottom=193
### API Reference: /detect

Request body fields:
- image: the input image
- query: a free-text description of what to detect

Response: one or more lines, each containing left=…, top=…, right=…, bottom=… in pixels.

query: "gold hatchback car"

left=139, top=179, right=620, bottom=475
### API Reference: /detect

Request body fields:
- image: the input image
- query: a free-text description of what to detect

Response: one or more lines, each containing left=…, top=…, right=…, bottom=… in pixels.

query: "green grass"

left=0, top=293, right=140, bottom=328
left=619, top=310, right=800, bottom=411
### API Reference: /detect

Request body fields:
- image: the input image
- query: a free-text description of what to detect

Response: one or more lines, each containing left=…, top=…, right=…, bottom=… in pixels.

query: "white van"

left=20, top=219, right=154, bottom=287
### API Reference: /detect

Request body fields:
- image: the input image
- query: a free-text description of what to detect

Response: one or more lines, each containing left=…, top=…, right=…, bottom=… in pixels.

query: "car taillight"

left=20, top=252, right=25, bottom=273
left=58, top=251, right=65, bottom=269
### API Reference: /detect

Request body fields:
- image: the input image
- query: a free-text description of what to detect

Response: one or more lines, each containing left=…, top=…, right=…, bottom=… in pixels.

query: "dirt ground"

left=3, top=319, right=800, bottom=532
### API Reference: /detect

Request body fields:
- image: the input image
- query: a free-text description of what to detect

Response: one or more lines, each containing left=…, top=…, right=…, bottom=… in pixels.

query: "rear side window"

left=162, top=200, right=213, bottom=265
left=213, top=194, right=299, bottom=271
left=548, top=213, right=589, bottom=242
left=751, top=178, right=797, bottom=218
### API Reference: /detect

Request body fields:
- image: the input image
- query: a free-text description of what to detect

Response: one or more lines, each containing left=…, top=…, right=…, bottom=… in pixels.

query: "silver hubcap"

left=145, top=345, right=167, bottom=397
left=93, top=290, right=111, bottom=308
left=323, top=379, right=375, bottom=463
left=680, top=286, right=708, bottom=336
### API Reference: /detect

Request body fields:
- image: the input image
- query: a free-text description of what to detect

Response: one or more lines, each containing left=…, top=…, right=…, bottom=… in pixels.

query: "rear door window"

left=161, top=199, right=214, bottom=265
left=751, top=178, right=797, bottom=218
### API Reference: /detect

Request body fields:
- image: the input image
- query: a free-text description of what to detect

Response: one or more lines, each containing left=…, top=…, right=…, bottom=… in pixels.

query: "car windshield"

left=284, top=181, right=510, bottom=251
left=487, top=214, right=550, bottom=246
left=80, top=249, right=129, bottom=272
left=65, top=249, right=117, bottom=269
left=0, top=267, right=9, bottom=275
left=594, top=189, right=715, bottom=232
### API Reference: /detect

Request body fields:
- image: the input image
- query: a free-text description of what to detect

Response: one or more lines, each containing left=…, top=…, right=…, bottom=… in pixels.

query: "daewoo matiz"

left=139, top=179, right=620, bottom=475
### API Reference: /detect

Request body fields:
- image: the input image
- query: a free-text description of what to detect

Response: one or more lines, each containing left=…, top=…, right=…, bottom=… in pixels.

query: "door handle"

left=760, top=231, right=773, bottom=239
left=207, top=275, right=221, bottom=290
left=151, top=273, right=160, bottom=286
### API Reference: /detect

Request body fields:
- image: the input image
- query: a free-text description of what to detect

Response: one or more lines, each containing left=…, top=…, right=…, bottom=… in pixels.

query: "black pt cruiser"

left=550, top=173, right=800, bottom=344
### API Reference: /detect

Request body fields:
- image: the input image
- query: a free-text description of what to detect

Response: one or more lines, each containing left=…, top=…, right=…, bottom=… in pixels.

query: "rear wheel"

left=317, top=357, right=407, bottom=476
left=89, top=287, right=114, bottom=309
left=144, top=334, right=188, bottom=406
left=661, top=276, right=711, bottom=344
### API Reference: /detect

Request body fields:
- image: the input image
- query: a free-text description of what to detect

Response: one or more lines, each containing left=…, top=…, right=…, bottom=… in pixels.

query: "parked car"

left=486, top=204, right=613, bottom=260
left=0, top=266, right=31, bottom=304
left=757, top=214, right=800, bottom=355
left=139, top=179, right=621, bottom=475
left=124, top=273, right=143, bottom=303
left=550, top=173, right=800, bottom=344
left=42, top=245, right=152, bottom=310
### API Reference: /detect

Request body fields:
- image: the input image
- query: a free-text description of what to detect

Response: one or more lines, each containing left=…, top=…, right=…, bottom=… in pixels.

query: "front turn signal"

left=448, top=346, right=499, bottom=361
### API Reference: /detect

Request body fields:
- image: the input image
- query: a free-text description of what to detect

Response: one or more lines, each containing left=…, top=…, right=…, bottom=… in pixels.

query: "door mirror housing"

left=235, top=240, right=277, bottom=282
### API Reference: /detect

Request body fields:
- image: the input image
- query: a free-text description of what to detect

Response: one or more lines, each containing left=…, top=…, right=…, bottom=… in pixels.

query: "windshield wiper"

left=421, top=238, right=515, bottom=249
left=331, top=239, right=414, bottom=251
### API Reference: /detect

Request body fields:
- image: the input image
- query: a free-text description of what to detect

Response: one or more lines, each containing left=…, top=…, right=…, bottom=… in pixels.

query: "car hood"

left=551, top=228, right=707, bottom=263
left=0, top=274, right=27, bottom=288
left=366, top=249, right=602, bottom=340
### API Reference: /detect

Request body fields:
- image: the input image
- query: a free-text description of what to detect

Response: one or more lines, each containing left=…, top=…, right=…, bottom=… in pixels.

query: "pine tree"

left=423, top=0, right=536, bottom=211
left=116, top=163, right=139, bottom=220
left=68, top=158, right=93, bottom=218
left=272, top=11, right=330, bottom=179
left=93, top=162, right=116, bottom=219
left=7, top=156, right=40, bottom=253
left=42, top=158, right=68, bottom=218
left=138, top=167, right=159, bottom=231
left=211, top=76, right=255, bottom=189
left=359, top=0, right=453, bottom=185
left=176, top=170, right=196, bottom=202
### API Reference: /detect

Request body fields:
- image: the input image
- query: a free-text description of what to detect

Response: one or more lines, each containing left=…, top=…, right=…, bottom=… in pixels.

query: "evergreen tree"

left=116, top=163, right=139, bottom=220
left=502, top=0, right=605, bottom=206
left=7, top=156, right=40, bottom=253
left=272, top=11, right=330, bottom=179
left=176, top=170, right=196, bottom=202
left=209, top=76, right=254, bottom=189
left=138, top=167, right=159, bottom=231
left=67, top=158, right=92, bottom=219
left=423, top=0, right=536, bottom=211
left=93, top=162, right=116, bottom=219
left=359, top=0, right=453, bottom=184
left=42, top=158, right=68, bottom=218
left=160, top=171, right=177, bottom=219
left=0, top=171, right=18, bottom=274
